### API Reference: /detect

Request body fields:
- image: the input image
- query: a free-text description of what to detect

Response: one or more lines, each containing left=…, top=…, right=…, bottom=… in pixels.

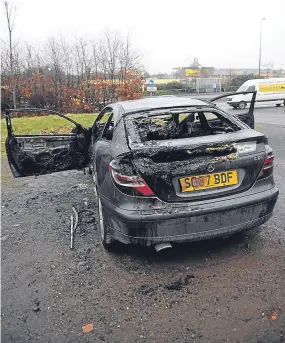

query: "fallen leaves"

left=269, top=311, right=278, bottom=321
left=82, top=323, right=93, bottom=333
left=261, top=310, right=279, bottom=321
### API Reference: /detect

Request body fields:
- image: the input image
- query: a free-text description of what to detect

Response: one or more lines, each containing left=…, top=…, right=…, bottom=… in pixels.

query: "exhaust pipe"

left=154, top=242, right=172, bottom=252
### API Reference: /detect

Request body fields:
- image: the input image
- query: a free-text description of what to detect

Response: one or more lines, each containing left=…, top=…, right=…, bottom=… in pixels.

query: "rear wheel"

left=276, top=103, right=281, bottom=107
left=238, top=101, right=247, bottom=110
left=97, top=196, right=113, bottom=250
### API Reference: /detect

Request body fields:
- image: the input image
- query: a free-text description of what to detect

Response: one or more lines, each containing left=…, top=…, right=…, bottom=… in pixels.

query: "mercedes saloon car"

left=5, top=95, right=279, bottom=250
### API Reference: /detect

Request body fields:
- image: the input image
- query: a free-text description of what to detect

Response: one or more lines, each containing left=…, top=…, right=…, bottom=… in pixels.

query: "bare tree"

left=45, top=37, right=64, bottom=110
left=60, top=36, right=73, bottom=88
left=3, top=1, right=16, bottom=108
left=118, top=33, right=140, bottom=81
left=0, top=42, right=10, bottom=75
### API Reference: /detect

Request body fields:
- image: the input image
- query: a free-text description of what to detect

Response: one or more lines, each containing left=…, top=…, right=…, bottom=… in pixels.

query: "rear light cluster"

left=258, top=146, right=274, bottom=180
left=109, top=160, right=154, bottom=197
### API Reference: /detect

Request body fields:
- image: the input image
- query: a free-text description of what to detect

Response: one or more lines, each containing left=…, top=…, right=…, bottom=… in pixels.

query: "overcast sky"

left=1, top=0, right=285, bottom=73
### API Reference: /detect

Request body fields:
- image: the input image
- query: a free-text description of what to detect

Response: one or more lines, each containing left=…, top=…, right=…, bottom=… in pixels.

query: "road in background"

left=217, top=101, right=285, bottom=126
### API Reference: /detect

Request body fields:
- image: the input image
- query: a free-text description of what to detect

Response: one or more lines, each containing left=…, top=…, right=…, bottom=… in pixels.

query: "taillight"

left=258, top=146, right=274, bottom=180
left=109, top=162, right=154, bottom=197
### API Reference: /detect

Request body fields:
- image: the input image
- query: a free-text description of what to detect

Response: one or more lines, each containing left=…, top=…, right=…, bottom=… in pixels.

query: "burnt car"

left=5, top=94, right=279, bottom=251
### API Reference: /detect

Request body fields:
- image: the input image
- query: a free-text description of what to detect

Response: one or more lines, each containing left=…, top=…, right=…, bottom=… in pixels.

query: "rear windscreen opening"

left=127, top=109, right=241, bottom=142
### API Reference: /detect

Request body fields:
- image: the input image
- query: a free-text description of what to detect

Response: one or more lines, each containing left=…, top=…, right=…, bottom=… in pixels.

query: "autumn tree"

left=1, top=29, right=143, bottom=113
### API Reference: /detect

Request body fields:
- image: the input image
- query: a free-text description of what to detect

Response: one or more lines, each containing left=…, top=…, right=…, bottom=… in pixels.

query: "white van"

left=227, top=78, right=285, bottom=109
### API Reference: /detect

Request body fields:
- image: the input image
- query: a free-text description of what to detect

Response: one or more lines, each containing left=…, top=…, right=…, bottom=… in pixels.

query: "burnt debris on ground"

left=138, top=274, right=196, bottom=295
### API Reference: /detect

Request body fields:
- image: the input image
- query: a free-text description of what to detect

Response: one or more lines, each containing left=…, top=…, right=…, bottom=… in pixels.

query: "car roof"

left=114, top=96, right=213, bottom=114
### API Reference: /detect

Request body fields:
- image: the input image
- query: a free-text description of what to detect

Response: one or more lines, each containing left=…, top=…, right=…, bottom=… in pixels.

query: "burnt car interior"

left=132, top=110, right=241, bottom=142
left=209, top=90, right=257, bottom=129
left=92, top=109, right=115, bottom=141
left=5, top=109, right=91, bottom=177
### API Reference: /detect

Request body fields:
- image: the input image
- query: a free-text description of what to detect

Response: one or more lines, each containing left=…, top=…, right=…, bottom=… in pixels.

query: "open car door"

left=5, top=108, right=91, bottom=177
left=209, top=91, right=257, bottom=129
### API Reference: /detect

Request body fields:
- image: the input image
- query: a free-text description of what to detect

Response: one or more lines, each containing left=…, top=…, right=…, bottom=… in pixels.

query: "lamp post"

left=258, top=18, right=266, bottom=77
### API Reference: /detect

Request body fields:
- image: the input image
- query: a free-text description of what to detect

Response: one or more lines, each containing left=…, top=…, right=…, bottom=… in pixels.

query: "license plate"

left=180, top=170, right=238, bottom=192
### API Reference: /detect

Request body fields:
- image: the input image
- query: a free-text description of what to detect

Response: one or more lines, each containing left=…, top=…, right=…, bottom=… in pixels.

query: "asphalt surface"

left=1, top=103, right=285, bottom=343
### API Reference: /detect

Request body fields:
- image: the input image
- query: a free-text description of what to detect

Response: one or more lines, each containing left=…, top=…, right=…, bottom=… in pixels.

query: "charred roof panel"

left=115, top=96, right=212, bottom=113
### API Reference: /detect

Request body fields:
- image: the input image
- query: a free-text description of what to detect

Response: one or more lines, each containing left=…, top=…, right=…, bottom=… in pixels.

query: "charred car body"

left=5, top=93, right=279, bottom=249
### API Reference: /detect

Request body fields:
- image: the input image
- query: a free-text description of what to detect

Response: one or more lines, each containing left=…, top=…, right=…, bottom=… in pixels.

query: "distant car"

left=5, top=95, right=279, bottom=251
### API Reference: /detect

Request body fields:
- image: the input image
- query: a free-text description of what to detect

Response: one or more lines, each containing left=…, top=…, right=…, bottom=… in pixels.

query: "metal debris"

left=70, top=206, right=79, bottom=249
left=72, top=207, right=79, bottom=232
left=70, top=215, right=74, bottom=249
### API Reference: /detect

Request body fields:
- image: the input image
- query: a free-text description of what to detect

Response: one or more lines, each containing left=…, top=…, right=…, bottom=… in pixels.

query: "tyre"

left=97, top=196, right=113, bottom=250
left=238, top=101, right=247, bottom=110
left=276, top=104, right=281, bottom=107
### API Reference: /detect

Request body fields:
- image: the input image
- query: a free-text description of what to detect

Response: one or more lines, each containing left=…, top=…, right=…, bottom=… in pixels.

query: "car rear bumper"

left=101, top=186, right=279, bottom=246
